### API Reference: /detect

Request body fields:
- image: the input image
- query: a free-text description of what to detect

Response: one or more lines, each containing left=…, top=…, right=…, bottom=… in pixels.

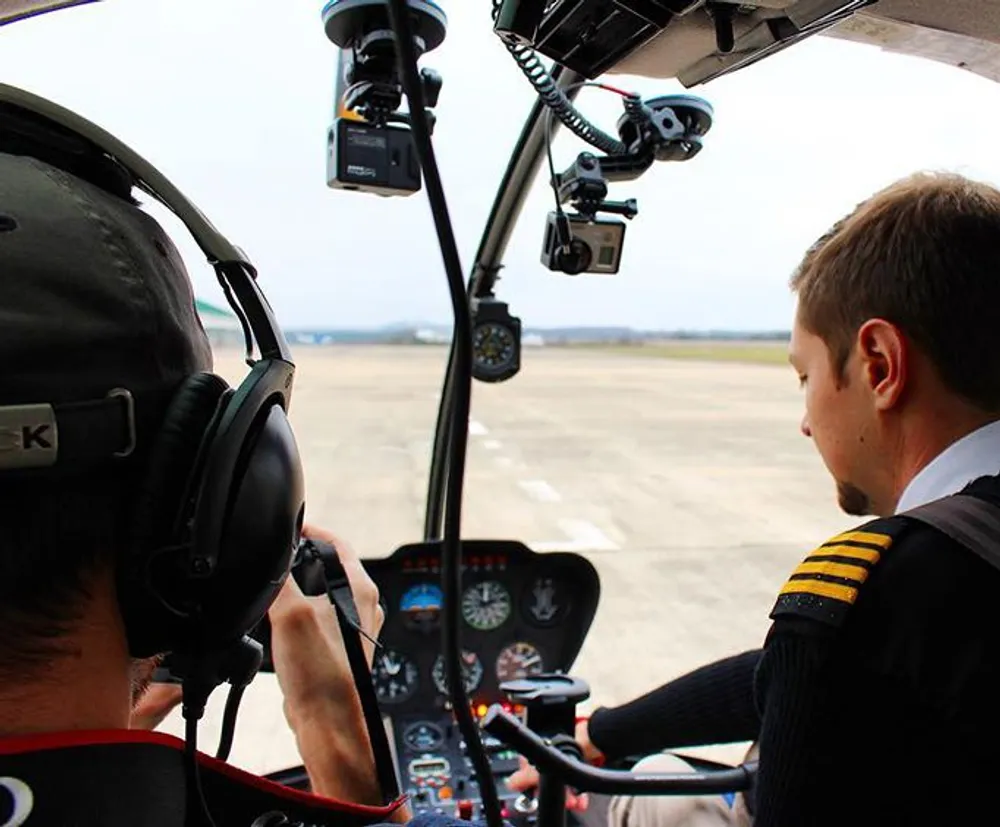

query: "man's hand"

left=505, top=756, right=591, bottom=813
left=268, top=523, right=387, bottom=806
left=504, top=718, right=603, bottom=813
left=573, top=717, right=605, bottom=764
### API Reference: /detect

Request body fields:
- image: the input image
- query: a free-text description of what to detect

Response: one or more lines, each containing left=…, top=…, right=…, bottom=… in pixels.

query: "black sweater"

left=587, top=648, right=761, bottom=759
left=585, top=475, right=1000, bottom=826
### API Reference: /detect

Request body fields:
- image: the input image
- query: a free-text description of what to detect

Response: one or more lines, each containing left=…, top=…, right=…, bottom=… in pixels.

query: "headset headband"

left=0, top=82, right=307, bottom=651
left=0, top=81, right=292, bottom=366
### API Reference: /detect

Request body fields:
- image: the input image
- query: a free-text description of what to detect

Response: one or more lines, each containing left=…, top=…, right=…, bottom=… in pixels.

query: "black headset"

left=0, top=82, right=305, bottom=660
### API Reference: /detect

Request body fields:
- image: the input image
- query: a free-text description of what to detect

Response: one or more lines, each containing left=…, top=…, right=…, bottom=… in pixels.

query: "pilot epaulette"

left=769, top=518, right=906, bottom=628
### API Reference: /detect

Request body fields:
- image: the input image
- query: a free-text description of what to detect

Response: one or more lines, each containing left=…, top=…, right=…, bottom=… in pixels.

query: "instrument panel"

left=261, top=538, right=601, bottom=824
left=363, top=539, right=600, bottom=822
left=365, top=539, right=599, bottom=714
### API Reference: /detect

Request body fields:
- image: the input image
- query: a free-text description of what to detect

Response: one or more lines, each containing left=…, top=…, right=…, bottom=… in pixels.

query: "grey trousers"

left=606, top=745, right=757, bottom=827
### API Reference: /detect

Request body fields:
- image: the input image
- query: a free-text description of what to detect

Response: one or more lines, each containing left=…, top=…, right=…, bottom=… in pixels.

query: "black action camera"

left=540, top=212, right=626, bottom=275
left=328, top=119, right=423, bottom=196
left=322, top=0, right=446, bottom=198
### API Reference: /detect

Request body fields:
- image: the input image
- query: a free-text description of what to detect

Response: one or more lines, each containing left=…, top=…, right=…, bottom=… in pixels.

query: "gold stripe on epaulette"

left=779, top=578, right=859, bottom=604
left=808, top=544, right=881, bottom=564
left=792, top=560, right=870, bottom=583
left=825, top=530, right=893, bottom=549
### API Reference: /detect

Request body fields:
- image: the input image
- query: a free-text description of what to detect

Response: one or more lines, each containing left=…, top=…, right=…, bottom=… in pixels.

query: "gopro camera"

left=540, top=212, right=626, bottom=275
left=326, top=119, right=422, bottom=197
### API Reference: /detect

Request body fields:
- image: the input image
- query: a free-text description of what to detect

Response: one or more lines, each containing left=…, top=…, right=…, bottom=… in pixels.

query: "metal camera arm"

left=554, top=94, right=715, bottom=219
left=325, top=0, right=446, bottom=123
left=343, top=59, right=443, bottom=132
left=554, top=152, right=642, bottom=222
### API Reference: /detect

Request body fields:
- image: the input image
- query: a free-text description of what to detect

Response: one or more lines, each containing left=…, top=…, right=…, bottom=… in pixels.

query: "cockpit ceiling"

left=3, top=1, right=1000, bottom=87
left=825, top=1, right=1000, bottom=84
left=0, top=0, right=96, bottom=27
left=608, top=1, right=1000, bottom=87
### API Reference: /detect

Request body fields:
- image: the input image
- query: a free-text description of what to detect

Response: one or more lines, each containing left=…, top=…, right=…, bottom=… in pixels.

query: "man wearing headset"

left=0, top=141, right=454, bottom=826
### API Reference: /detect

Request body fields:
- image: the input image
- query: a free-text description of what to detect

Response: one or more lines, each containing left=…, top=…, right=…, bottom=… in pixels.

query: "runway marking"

left=531, top=519, right=620, bottom=552
left=518, top=480, right=563, bottom=503
left=495, top=456, right=514, bottom=468
left=468, top=420, right=489, bottom=436
left=483, top=439, right=502, bottom=451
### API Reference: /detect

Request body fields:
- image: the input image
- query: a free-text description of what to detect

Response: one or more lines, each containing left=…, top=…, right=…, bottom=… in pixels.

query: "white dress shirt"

left=894, top=419, right=1000, bottom=513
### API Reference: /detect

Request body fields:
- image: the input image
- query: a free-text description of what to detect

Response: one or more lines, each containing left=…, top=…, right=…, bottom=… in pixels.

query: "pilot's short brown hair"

left=791, top=171, right=1000, bottom=410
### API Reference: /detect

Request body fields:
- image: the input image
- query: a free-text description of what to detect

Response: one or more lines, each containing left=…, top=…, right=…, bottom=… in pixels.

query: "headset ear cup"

left=120, top=371, right=230, bottom=658
left=195, top=400, right=305, bottom=653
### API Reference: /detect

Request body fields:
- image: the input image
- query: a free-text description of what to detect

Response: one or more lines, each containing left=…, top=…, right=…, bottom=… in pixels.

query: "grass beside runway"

left=563, top=340, right=790, bottom=366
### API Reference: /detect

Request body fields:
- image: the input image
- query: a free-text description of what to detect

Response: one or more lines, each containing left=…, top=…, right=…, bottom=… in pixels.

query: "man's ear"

left=856, top=318, right=907, bottom=410
left=129, top=682, right=182, bottom=730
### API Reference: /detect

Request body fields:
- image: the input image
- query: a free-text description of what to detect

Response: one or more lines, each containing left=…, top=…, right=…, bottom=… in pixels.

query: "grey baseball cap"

left=0, top=150, right=213, bottom=474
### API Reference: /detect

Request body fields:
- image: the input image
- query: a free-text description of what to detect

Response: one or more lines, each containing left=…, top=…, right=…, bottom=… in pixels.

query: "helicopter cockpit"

left=245, top=3, right=1000, bottom=827
left=3, top=2, right=1000, bottom=827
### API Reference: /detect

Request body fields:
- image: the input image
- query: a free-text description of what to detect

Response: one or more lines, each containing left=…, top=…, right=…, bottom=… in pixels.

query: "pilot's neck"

left=0, top=571, right=134, bottom=736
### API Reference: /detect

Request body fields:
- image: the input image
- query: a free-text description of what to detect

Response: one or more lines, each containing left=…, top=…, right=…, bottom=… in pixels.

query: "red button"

left=457, top=800, right=474, bottom=820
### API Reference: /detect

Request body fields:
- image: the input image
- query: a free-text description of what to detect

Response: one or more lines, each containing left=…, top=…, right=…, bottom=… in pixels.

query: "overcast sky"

left=3, top=1, right=1000, bottom=330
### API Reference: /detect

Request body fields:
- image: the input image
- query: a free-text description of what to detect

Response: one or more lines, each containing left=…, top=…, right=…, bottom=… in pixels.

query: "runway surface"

left=159, top=345, right=858, bottom=773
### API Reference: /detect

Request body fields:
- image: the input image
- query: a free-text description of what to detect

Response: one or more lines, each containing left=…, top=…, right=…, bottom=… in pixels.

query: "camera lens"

left=559, top=238, right=592, bottom=275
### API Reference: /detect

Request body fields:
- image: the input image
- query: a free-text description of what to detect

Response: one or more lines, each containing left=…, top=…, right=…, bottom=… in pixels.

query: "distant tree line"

left=284, top=327, right=792, bottom=345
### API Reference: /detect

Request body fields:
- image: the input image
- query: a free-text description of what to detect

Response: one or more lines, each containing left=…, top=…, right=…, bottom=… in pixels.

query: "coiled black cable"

left=491, top=0, right=628, bottom=156
left=502, top=40, right=627, bottom=155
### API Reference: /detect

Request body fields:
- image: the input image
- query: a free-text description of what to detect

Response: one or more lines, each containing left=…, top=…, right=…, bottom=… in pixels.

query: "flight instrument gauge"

left=400, top=583, right=443, bottom=633
left=471, top=299, right=521, bottom=384
left=462, top=580, right=512, bottom=631
left=372, top=648, right=419, bottom=704
left=496, top=642, right=545, bottom=682
left=432, top=650, right=484, bottom=695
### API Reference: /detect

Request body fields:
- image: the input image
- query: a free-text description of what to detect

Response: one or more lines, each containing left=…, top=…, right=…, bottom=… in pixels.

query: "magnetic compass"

left=471, top=299, right=521, bottom=383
